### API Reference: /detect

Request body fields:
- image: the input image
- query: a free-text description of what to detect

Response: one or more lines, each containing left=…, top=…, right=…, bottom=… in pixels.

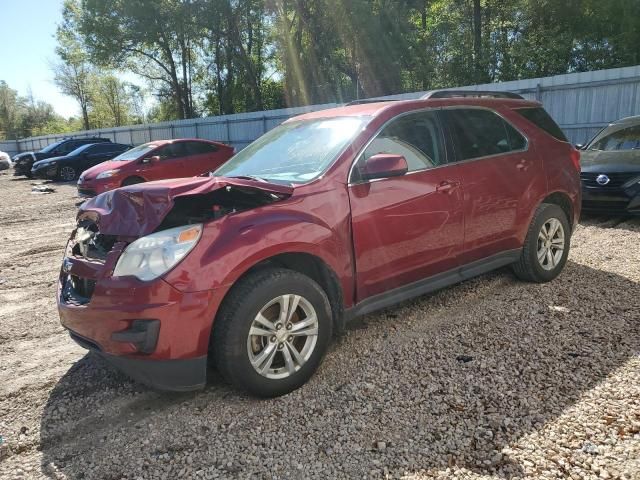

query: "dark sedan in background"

left=31, top=142, right=131, bottom=181
left=13, top=137, right=111, bottom=177
left=580, top=115, right=640, bottom=215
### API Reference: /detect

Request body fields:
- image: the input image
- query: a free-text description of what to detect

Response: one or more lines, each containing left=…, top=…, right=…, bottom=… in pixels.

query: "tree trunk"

left=473, top=0, right=482, bottom=81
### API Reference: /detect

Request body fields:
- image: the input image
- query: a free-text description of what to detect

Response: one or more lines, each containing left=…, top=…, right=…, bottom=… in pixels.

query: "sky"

left=1, top=0, right=97, bottom=118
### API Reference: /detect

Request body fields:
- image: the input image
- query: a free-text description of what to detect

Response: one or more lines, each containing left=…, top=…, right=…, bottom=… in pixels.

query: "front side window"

left=589, top=125, right=640, bottom=151
left=351, top=110, right=445, bottom=182
left=215, top=116, right=368, bottom=184
left=157, top=143, right=187, bottom=160
left=185, top=141, right=217, bottom=156
left=443, top=109, right=527, bottom=161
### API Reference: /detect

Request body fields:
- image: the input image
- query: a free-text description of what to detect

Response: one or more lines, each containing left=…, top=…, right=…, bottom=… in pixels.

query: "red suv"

left=58, top=93, right=581, bottom=397
left=76, top=138, right=234, bottom=197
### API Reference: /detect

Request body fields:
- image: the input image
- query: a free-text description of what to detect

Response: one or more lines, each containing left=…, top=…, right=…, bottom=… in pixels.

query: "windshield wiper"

left=229, top=175, right=268, bottom=183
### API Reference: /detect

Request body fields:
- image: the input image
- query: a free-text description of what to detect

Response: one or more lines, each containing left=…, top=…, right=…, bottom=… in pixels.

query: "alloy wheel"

left=59, top=166, right=76, bottom=181
left=537, top=217, right=565, bottom=271
left=247, top=294, right=319, bottom=380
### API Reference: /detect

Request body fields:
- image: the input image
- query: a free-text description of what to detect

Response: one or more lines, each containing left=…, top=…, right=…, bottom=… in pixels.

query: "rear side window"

left=443, top=109, right=527, bottom=161
left=589, top=125, right=640, bottom=151
left=515, top=107, right=568, bottom=142
left=89, top=144, right=116, bottom=154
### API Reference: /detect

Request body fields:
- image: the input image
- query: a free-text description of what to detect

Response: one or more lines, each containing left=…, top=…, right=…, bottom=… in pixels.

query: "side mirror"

left=142, top=155, right=160, bottom=164
left=358, top=153, right=408, bottom=181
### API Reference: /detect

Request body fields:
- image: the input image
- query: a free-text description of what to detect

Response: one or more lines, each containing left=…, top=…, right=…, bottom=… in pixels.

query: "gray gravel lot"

left=0, top=170, right=638, bottom=479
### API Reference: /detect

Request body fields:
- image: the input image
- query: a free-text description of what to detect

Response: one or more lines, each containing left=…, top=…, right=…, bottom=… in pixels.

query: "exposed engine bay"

left=156, top=185, right=288, bottom=230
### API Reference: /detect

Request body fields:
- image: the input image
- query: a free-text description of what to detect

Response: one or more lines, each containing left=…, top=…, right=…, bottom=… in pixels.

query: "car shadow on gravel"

left=39, top=260, right=639, bottom=478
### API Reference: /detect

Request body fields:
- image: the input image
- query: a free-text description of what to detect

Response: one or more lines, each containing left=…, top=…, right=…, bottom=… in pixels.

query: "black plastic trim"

left=102, top=353, right=207, bottom=392
left=345, top=249, right=521, bottom=321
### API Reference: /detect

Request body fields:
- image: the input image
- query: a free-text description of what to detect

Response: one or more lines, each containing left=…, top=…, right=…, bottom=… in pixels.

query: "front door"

left=348, top=109, right=465, bottom=301
left=142, top=142, right=188, bottom=181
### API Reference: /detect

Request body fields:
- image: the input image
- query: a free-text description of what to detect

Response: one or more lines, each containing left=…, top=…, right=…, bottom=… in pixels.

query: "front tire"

left=513, top=203, right=570, bottom=283
left=212, top=268, right=333, bottom=397
left=58, top=166, right=77, bottom=182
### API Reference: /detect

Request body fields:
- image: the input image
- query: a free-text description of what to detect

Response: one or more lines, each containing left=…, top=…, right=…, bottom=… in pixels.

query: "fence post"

left=171, top=124, right=175, bottom=138
left=148, top=125, right=153, bottom=142
left=536, top=83, right=542, bottom=102
left=129, top=128, right=134, bottom=145
left=194, top=120, right=199, bottom=139
left=225, top=119, right=231, bottom=143
left=262, top=116, right=267, bottom=134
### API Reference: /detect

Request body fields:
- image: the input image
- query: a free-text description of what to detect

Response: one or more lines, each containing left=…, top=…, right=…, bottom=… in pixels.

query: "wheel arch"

left=215, top=251, right=346, bottom=337
left=121, top=175, right=146, bottom=187
left=541, top=191, right=575, bottom=229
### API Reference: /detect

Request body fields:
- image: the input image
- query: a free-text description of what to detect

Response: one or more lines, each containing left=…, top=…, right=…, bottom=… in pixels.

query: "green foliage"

left=32, top=0, right=640, bottom=133
left=0, top=81, right=79, bottom=140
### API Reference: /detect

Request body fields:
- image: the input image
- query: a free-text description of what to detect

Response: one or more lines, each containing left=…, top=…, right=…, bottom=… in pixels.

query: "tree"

left=54, top=0, right=95, bottom=129
left=77, top=0, right=198, bottom=119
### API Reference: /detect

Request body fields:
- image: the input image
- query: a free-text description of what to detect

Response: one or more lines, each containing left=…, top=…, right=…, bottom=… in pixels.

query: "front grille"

left=61, top=221, right=120, bottom=305
left=78, top=188, right=97, bottom=198
left=580, top=172, right=640, bottom=188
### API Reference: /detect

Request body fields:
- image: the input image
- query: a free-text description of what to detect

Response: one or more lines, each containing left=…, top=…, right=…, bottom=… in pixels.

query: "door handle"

left=435, top=180, right=460, bottom=193
left=516, top=159, right=530, bottom=170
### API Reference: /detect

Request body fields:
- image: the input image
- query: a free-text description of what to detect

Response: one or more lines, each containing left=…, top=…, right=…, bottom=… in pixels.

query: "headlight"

left=96, top=169, right=120, bottom=179
left=113, top=224, right=202, bottom=281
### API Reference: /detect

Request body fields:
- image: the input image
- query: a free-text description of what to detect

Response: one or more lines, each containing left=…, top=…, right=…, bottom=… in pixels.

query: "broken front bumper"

left=57, top=236, right=223, bottom=391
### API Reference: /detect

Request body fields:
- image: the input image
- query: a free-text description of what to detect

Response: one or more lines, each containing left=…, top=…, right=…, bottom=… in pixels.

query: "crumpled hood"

left=77, top=176, right=294, bottom=237
left=580, top=149, right=640, bottom=172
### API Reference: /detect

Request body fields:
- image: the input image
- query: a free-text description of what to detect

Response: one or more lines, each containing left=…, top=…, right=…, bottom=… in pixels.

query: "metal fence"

left=9, top=65, right=640, bottom=155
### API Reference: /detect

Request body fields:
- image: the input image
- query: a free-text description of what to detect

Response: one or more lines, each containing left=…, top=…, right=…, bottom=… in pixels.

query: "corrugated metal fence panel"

left=11, top=66, right=640, bottom=151
left=0, top=141, right=19, bottom=156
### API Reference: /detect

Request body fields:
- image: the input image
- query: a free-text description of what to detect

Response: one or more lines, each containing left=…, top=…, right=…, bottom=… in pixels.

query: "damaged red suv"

left=58, top=92, right=581, bottom=397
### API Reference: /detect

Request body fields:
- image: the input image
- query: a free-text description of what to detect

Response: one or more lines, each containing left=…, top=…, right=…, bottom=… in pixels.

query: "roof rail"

left=421, top=90, right=524, bottom=100
left=345, top=98, right=402, bottom=106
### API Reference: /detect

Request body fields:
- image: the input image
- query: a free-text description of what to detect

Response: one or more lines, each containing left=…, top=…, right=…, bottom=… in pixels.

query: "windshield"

left=214, top=117, right=368, bottom=184
left=40, top=140, right=65, bottom=153
left=112, top=143, right=156, bottom=161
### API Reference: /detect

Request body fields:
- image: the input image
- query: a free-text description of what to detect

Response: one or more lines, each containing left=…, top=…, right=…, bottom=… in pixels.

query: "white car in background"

left=0, top=151, right=12, bottom=171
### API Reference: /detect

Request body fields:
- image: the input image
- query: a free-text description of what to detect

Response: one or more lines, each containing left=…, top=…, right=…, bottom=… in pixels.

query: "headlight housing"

left=96, top=169, right=120, bottom=179
left=113, top=224, right=202, bottom=281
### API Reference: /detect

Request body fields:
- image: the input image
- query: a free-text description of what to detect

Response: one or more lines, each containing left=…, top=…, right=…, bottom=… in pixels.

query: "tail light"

left=570, top=148, right=581, bottom=171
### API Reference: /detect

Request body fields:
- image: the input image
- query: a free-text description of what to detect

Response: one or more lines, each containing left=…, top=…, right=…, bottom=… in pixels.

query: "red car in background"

left=77, top=139, right=234, bottom=197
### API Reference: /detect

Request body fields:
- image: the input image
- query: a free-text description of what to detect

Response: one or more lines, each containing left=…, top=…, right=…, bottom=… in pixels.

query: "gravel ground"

left=0, top=170, right=638, bottom=480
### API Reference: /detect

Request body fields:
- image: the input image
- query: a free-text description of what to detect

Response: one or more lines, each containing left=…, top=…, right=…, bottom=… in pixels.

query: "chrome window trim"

left=347, top=107, right=447, bottom=185
left=347, top=105, right=530, bottom=186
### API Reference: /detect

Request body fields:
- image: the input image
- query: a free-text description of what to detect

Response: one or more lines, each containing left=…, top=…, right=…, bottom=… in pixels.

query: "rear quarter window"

left=515, top=107, right=568, bottom=142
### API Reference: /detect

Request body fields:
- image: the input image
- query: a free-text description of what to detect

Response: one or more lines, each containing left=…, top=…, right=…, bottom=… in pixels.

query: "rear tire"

left=211, top=268, right=333, bottom=397
left=513, top=203, right=570, bottom=283
left=122, top=176, right=144, bottom=187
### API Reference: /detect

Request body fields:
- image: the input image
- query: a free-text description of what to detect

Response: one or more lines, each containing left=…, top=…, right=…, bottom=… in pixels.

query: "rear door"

left=183, top=141, right=221, bottom=175
left=348, top=109, right=464, bottom=300
left=441, top=107, right=544, bottom=264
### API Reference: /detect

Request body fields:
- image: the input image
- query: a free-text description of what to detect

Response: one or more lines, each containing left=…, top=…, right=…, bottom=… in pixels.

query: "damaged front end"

left=62, top=176, right=292, bottom=304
